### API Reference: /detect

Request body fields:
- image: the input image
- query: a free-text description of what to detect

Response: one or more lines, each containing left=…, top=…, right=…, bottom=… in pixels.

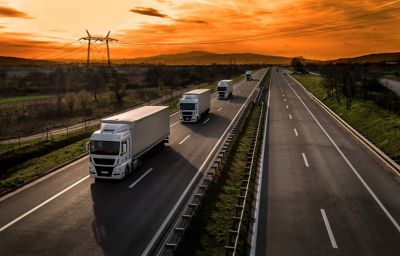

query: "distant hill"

left=0, top=56, right=55, bottom=66
left=115, top=51, right=294, bottom=65
left=332, top=52, right=400, bottom=64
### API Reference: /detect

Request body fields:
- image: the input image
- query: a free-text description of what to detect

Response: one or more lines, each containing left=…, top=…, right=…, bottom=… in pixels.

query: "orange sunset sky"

left=0, top=0, right=399, bottom=60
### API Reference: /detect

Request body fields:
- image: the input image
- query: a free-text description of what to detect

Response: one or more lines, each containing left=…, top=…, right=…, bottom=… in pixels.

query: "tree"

left=291, top=56, right=306, bottom=72
left=64, top=93, right=76, bottom=112
left=77, top=90, right=89, bottom=110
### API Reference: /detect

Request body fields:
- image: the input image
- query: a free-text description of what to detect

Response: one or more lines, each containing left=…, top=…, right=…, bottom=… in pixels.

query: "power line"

left=117, top=5, right=400, bottom=46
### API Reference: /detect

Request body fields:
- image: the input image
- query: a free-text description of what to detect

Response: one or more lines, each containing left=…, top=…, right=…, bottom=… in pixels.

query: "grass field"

left=292, top=74, right=400, bottom=164
left=0, top=127, right=96, bottom=194
left=176, top=104, right=262, bottom=256
left=0, top=95, right=55, bottom=107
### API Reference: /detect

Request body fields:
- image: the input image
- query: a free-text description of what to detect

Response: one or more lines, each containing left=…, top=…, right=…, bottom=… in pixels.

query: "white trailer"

left=88, top=106, right=170, bottom=179
left=217, top=80, right=233, bottom=99
left=246, top=71, right=253, bottom=81
left=178, top=89, right=211, bottom=123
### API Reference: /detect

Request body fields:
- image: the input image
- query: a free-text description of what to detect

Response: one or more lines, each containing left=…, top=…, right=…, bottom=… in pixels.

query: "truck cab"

left=178, top=89, right=211, bottom=123
left=217, top=80, right=233, bottom=99
left=245, top=71, right=253, bottom=81
left=88, top=123, right=136, bottom=179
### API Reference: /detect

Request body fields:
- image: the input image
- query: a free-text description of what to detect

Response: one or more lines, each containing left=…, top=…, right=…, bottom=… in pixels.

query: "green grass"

left=0, top=127, right=96, bottom=194
left=0, top=137, right=88, bottom=194
left=384, top=74, right=400, bottom=82
left=292, top=74, right=400, bottom=164
left=0, top=95, right=55, bottom=108
left=176, top=104, right=262, bottom=256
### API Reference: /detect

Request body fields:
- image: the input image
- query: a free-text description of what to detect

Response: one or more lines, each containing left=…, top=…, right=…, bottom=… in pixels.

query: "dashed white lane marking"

left=129, top=168, right=154, bottom=189
left=217, top=107, right=222, bottom=112
left=302, top=152, right=310, bottom=167
left=286, top=105, right=289, bottom=109
left=178, top=135, right=191, bottom=145
left=321, top=209, right=339, bottom=249
left=294, top=128, right=298, bottom=136
left=203, top=118, right=210, bottom=124
left=289, top=114, right=293, bottom=120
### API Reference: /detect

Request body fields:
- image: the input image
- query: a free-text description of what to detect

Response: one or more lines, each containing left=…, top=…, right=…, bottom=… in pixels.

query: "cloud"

left=129, top=7, right=169, bottom=18
left=175, top=18, right=207, bottom=24
left=0, top=6, right=32, bottom=19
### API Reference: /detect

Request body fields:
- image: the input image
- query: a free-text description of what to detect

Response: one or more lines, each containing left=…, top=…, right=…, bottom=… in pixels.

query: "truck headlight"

left=89, top=164, right=95, bottom=173
left=114, top=167, right=121, bottom=173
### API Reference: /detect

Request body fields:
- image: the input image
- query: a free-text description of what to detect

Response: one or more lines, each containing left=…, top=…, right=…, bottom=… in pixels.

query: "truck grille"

left=93, top=158, right=115, bottom=165
left=219, top=92, right=225, bottom=98
left=182, top=112, right=192, bottom=116
left=95, top=166, right=114, bottom=177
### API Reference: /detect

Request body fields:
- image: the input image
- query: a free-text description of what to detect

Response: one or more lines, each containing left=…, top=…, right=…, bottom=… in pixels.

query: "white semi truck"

left=178, top=89, right=211, bottom=123
left=217, top=80, right=233, bottom=99
left=88, top=106, right=170, bottom=179
left=245, top=71, right=253, bottom=81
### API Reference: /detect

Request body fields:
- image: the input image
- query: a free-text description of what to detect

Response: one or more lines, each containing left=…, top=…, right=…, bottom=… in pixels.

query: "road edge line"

left=288, top=74, right=400, bottom=177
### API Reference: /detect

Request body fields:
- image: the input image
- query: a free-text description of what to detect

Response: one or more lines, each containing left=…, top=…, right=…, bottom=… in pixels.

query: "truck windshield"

left=180, top=103, right=196, bottom=110
left=218, top=87, right=227, bottom=91
left=90, top=140, right=120, bottom=155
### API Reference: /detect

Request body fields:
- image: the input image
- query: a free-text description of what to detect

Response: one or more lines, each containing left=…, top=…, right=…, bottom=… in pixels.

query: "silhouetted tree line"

left=313, top=63, right=399, bottom=113
left=0, top=64, right=260, bottom=138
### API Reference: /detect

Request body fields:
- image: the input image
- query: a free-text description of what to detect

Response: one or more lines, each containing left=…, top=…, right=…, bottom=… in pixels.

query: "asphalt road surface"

left=255, top=69, right=400, bottom=256
left=0, top=69, right=267, bottom=256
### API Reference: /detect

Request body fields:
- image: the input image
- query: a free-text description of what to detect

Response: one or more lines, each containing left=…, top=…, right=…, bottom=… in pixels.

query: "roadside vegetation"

left=0, top=68, right=252, bottom=194
left=292, top=72, right=400, bottom=164
left=0, top=64, right=259, bottom=139
left=0, top=126, right=95, bottom=194
left=176, top=103, right=262, bottom=256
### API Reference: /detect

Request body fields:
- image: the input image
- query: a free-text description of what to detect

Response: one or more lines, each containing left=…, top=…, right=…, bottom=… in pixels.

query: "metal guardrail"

left=153, top=69, right=268, bottom=256
left=224, top=101, right=264, bottom=256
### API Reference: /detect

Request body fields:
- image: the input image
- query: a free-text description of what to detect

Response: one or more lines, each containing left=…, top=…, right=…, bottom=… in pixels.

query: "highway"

left=254, top=69, right=400, bottom=255
left=0, top=69, right=267, bottom=255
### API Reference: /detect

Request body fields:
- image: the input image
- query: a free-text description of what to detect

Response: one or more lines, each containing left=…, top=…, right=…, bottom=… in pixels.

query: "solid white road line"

left=285, top=76, right=400, bottom=233
left=289, top=114, right=293, bottom=120
left=178, top=135, right=191, bottom=145
left=294, top=128, right=299, bottom=137
left=302, top=153, right=310, bottom=167
left=321, top=209, right=338, bottom=249
left=0, top=175, right=90, bottom=232
left=129, top=168, right=154, bottom=189
left=217, top=107, right=222, bottom=112
left=203, top=118, right=210, bottom=124
left=142, top=69, right=265, bottom=256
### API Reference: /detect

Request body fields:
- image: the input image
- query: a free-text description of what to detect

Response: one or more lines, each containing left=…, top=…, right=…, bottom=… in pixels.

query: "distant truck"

left=217, top=80, right=234, bottom=99
left=245, top=71, right=253, bottom=81
left=88, top=106, right=170, bottom=179
left=178, top=89, right=211, bottom=123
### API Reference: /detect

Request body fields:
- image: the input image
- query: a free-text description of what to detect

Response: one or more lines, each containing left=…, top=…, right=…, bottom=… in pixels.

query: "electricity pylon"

left=80, top=30, right=117, bottom=68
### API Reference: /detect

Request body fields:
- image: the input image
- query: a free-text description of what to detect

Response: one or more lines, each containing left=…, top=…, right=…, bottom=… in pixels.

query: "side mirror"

left=86, top=142, right=90, bottom=152
left=177, top=103, right=180, bottom=110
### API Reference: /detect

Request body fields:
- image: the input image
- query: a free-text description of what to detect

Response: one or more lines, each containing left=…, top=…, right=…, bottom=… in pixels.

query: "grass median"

left=176, top=104, right=262, bottom=256
left=292, top=74, right=400, bottom=164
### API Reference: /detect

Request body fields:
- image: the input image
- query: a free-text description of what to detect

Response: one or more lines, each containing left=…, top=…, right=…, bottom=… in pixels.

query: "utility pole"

left=80, top=30, right=117, bottom=69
